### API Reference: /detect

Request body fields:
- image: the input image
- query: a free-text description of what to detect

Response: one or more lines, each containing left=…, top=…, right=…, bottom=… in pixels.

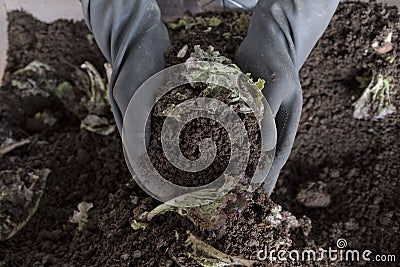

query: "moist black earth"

left=0, top=2, right=399, bottom=267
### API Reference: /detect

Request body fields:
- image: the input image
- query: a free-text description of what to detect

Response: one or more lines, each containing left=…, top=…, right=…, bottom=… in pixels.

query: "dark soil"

left=0, top=2, right=399, bottom=267
left=272, top=2, right=400, bottom=261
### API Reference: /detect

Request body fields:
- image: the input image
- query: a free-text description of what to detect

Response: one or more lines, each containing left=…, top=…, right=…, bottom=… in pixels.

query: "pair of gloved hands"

left=81, top=0, right=340, bottom=195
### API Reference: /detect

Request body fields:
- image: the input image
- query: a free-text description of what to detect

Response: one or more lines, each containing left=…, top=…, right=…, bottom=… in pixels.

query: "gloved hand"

left=236, top=0, right=340, bottom=195
left=81, top=0, right=170, bottom=133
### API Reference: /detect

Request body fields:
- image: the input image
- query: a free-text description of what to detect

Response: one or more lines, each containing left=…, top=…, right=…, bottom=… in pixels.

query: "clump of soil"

left=0, top=1, right=399, bottom=267
left=148, top=82, right=262, bottom=187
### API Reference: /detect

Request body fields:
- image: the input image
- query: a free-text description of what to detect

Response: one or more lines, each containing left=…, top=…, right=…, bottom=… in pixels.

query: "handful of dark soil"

left=148, top=46, right=262, bottom=188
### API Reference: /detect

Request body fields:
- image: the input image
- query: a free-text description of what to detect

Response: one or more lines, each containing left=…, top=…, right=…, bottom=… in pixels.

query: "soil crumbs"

left=0, top=2, right=399, bottom=267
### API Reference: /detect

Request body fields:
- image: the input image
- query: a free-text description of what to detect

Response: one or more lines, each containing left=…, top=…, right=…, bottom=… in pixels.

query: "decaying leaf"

left=155, top=46, right=265, bottom=121
left=86, top=34, right=95, bottom=46
left=353, top=72, right=396, bottom=120
left=0, top=138, right=31, bottom=157
left=251, top=77, right=266, bottom=91
left=188, top=45, right=235, bottom=66
left=177, top=45, right=189, bottom=58
left=69, top=202, right=93, bottom=231
left=131, top=220, right=148, bottom=231
left=208, top=17, right=222, bottom=27
left=12, top=60, right=52, bottom=78
left=80, top=61, right=110, bottom=114
left=78, top=62, right=115, bottom=135
left=81, top=114, right=116, bottom=136
left=184, top=46, right=265, bottom=115
left=54, top=81, right=73, bottom=99
left=9, top=60, right=115, bottom=135
left=0, top=169, right=50, bottom=241
left=168, top=19, right=188, bottom=30
left=10, top=60, right=55, bottom=97
left=184, top=232, right=260, bottom=267
left=10, top=61, right=84, bottom=118
left=233, top=13, right=250, bottom=36
left=138, top=175, right=252, bottom=231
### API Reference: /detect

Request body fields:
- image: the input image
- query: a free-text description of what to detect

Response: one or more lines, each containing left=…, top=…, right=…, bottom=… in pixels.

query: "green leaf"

left=353, top=73, right=396, bottom=120
left=13, top=60, right=52, bottom=77
left=168, top=19, right=187, bottom=30
left=69, top=202, right=93, bottom=232
left=55, top=81, right=73, bottom=99
left=208, top=17, right=222, bottom=27
left=131, top=220, right=148, bottom=231
left=11, top=79, right=31, bottom=90
left=254, top=79, right=265, bottom=91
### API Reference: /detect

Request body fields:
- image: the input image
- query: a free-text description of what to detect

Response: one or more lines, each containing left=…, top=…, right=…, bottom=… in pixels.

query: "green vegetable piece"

left=254, top=78, right=266, bottom=91
left=13, top=60, right=52, bottom=77
left=168, top=19, right=187, bottom=30
left=208, top=17, right=222, bottom=27
left=55, top=81, right=73, bottom=99
left=131, top=220, right=148, bottom=231
left=353, top=73, right=396, bottom=120
left=69, top=202, right=93, bottom=231
left=11, top=80, right=31, bottom=90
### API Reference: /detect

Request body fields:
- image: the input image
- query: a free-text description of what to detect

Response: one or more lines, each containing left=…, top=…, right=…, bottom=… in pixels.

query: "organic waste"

left=69, top=202, right=94, bottom=231
left=0, top=169, right=50, bottom=241
left=0, top=2, right=399, bottom=267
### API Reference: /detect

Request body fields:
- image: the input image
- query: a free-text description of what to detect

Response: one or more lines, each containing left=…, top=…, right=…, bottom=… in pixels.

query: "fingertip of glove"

left=263, top=172, right=279, bottom=196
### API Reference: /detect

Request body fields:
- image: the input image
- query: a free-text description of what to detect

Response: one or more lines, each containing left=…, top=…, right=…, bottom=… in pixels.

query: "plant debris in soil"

left=148, top=45, right=264, bottom=188
left=0, top=1, right=399, bottom=267
left=271, top=2, right=400, bottom=265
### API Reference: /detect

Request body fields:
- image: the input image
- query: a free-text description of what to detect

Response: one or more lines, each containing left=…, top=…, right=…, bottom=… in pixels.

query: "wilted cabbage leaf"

left=131, top=220, right=148, bottom=231
left=79, top=62, right=115, bottom=135
left=184, top=46, right=265, bottom=115
left=0, top=169, right=50, bottom=241
left=80, top=62, right=110, bottom=114
left=81, top=114, right=116, bottom=136
left=168, top=19, right=188, bottom=30
left=10, top=60, right=55, bottom=97
left=139, top=175, right=253, bottom=231
left=353, top=73, right=396, bottom=120
left=69, top=202, right=93, bottom=231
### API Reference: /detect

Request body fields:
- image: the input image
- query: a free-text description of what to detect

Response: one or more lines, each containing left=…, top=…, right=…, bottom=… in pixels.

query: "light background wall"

left=1, top=0, right=399, bottom=85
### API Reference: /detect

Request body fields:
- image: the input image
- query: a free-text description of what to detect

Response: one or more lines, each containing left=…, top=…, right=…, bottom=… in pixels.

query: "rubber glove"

left=81, top=0, right=170, bottom=133
left=236, top=0, right=340, bottom=195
